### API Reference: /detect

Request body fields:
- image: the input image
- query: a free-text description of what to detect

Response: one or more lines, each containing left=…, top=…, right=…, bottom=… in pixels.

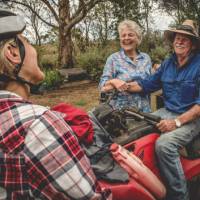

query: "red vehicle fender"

left=124, top=133, right=161, bottom=177
left=98, top=133, right=200, bottom=200
left=124, top=133, right=200, bottom=180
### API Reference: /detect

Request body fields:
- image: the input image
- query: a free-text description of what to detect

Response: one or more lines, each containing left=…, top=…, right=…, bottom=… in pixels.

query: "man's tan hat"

left=164, top=19, right=200, bottom=43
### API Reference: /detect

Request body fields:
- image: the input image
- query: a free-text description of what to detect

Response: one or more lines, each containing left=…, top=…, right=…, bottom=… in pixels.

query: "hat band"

left=176, top=25, right=196, bottom=35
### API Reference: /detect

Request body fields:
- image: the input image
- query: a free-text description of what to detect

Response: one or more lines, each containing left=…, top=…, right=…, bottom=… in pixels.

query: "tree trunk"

left=58, top=27, right=74, bottom=68
left=58, top=0, right=74, bottom=68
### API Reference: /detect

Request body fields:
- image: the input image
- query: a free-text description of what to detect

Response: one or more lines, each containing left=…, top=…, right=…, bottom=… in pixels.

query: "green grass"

left=75, top=99, right=87, bottom=106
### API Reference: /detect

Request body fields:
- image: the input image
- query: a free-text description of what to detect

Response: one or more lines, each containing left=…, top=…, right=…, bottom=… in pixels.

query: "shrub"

left=35, top=43, right=58, bottom=70
left=40, top=54, right=58, bottom=69
left=150, top=46, right=170, bottom=64
left=76, top=41, right=118, bottom=81
left=140, top=31, right=170, bottom=64
left=42, top=69, right=64, bottom=90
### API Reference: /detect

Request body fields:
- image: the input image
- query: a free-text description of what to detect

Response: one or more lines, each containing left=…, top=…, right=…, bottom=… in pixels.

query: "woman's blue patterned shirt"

left=99, top=48, right=152, bottom=112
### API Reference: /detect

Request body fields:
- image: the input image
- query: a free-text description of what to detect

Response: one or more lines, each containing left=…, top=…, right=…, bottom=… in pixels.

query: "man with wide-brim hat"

left=164, top=19, right=200, bottom=51
left=126, top=19, right=200, bottom=200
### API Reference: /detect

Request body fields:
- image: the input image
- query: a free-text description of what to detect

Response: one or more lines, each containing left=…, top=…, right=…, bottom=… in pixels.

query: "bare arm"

left=101, top=78, right=128, bottom=92
left=101, top=80, right=115, bottom=92
left=177, top=104, right=200, bottom=124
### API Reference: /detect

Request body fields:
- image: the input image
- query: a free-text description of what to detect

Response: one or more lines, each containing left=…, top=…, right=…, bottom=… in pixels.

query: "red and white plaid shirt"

left=0, top=91, right=111, bottom=200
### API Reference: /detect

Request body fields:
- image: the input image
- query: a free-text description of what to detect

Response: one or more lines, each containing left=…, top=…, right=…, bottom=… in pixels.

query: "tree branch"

left=7, top=0, right=58, bottom=28
left=40, top=0, right=59, bottom=22
left=66, top=0, right=104, bottom=32
left=51, top=0, right=58, bottom=7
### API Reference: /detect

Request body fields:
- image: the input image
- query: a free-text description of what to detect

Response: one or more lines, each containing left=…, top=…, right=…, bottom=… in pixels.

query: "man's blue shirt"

left=138, top=53, right=200, bottom=114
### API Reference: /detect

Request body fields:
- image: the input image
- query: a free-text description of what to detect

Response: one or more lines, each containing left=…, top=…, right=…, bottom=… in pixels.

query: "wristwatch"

left=174, top=118, right=182, bottom=128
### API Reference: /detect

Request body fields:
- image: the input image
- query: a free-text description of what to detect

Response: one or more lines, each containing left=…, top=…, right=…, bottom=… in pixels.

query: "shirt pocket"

left=179, top=81, right=197, bottom=103
left=162, top=81, right=174, bottom=99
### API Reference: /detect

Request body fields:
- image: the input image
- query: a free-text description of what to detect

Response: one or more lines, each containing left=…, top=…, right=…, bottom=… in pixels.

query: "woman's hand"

left=109, top=79, right=129, bottom=92
left=156, top=119, right=177, bottom=133
left=126, top=81, right=142, bottom=92
left=101, top=84, right=115, bottom=92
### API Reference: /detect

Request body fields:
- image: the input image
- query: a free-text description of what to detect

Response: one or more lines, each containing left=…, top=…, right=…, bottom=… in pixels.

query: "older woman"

left=99, top=20, right=152, bottom=112
left=0, top=9, right=111, bottom=200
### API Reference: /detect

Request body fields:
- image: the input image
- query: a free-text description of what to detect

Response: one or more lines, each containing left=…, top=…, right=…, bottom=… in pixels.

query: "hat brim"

left=164, top=28, right=200, bottom=43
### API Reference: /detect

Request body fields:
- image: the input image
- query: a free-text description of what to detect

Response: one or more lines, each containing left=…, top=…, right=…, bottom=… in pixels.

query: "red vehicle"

left=99, top=133, right=200, bottom=200
left=53, top=96, right=200, bottom=200
left=94, top=94, right=200, bottom=200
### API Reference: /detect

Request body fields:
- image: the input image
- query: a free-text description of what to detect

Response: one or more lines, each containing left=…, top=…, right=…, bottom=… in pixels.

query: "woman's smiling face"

left=119, top=27, right=139, bottom=52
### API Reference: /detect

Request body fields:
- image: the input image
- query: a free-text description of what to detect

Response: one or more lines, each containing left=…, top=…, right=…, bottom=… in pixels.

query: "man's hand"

left=126, top=81, right=142, bottom=92
left=156, top=119, right=177, bottom=133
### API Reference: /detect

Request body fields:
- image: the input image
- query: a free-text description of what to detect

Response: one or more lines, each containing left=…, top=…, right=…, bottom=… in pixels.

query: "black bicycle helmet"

left=0, top=9, right=33, bottom=86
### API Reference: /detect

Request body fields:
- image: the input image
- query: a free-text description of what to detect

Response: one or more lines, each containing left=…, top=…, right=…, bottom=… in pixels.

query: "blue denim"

left=138, top=53, right=200, bottom=113
left=153, top=108, right=200, bottom=200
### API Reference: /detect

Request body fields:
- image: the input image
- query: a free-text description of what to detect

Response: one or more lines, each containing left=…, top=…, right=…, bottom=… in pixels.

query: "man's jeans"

left=153, top=108, right=200, bottom=200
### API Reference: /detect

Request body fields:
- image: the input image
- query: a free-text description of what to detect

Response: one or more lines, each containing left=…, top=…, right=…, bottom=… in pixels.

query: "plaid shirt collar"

left=0, top=90, right=30, bottom=103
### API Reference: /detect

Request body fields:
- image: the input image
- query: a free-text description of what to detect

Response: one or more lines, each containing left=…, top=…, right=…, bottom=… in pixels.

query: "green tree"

left=109, top=0, right=142, bottom=36
left=77, top=1, right=114, bottom=48
left=2, top=0, right=105, bottom=68
left=155, top=0, right=200, bottom=31
left=140, top=0, right=154, bottom=35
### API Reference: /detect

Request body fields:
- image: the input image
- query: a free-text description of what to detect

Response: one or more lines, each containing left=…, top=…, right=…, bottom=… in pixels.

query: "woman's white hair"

left=118, top=20, right=143, bottom=46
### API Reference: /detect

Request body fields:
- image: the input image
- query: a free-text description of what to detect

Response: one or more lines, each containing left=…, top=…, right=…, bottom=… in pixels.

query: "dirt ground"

left=30, top=81, right=99, bottom=111
left=30, top=80, right=162, bottom=112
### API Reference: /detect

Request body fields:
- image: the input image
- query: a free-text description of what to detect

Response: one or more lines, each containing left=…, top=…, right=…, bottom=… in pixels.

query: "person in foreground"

left=126, top=20, right=200, bottom=200
left=0, top=9, right=111, bottom=200
left=99, top=20, right=152, bottom=112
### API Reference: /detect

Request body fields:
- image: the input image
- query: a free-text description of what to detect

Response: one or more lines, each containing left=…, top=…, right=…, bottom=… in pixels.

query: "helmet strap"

left=12, top=36, right=34, bottom=87
left=0, top=74, right=34, bottom=87
left=13, top=36, right=25, bottom=75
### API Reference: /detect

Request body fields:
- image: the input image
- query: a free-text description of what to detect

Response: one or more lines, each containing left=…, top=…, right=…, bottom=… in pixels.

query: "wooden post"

left=150, top=90, right=164, bottom=112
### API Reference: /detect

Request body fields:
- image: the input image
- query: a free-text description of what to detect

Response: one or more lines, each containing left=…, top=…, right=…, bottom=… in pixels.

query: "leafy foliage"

left=109, top=0, right=142, bottom=36
left=42, top=69, right=64, bottom=90
left=156, top=0, right=200, bottom=32
left=150, top=46, right=169, bottom=64
left=76, top=41, right=119, bottom=81
left=35, top=43, right=58, bottom=69
left=140, top=31, right=169, bottom=64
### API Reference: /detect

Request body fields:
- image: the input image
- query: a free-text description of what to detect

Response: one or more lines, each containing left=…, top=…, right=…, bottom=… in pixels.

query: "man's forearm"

left=177, top=104, right=200, bottom=125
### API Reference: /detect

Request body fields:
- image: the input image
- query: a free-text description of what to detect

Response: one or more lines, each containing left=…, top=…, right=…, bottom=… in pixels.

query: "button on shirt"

left=138, top=53, right=200, bottom=114
left=99, top=48, right=152, bottom=112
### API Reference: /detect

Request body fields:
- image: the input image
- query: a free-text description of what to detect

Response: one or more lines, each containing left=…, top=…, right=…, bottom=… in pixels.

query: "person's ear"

left=4, top=44, right=21, bottom=65
left=192, top=43, right=197, bottom=51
